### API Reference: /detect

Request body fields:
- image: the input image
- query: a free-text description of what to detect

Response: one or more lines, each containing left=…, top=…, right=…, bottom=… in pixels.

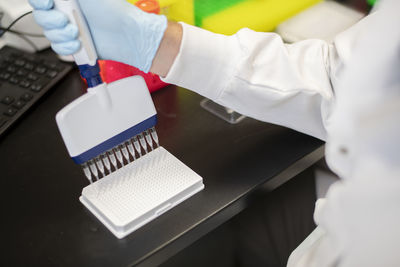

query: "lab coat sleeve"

left=162, top=21, right=362, bottom=140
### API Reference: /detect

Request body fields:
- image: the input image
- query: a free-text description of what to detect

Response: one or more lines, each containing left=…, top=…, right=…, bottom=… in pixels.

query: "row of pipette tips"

left=81, top=127, right=159, bottom=183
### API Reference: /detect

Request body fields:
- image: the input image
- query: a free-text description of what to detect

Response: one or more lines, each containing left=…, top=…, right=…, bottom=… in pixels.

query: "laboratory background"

left=2, top=0, right=399, bottom=266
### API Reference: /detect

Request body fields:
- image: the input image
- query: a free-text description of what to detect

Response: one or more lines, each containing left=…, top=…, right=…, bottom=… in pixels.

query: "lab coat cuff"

left=313, top=198, right=327, bottom=225
left=161, top=22, right=240, bottom=101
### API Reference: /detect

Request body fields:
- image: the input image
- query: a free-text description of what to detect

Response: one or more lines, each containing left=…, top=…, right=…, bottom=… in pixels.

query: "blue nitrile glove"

left=28, top=0, right=167, bottom=73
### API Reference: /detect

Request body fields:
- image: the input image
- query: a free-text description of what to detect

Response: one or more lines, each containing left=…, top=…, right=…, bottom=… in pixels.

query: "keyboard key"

left=3, top=107, right=18, bottom=117
left=19, top=80, right=31, bottom=88
left=17, top=69, right=28, bottom=76
left=35, top=66, right=47, bottom=74
left=24, top=63, right=35, bottom=71
left=24, top=54, right=38, bottom=62
left=4, top=56, right=14, bottom=63
left=46, top=70, right=58, bottom=78
left=0, top=72, right=11, bottom=80
left=15, top=59, right=26, bottom=66
left=28, top=73, right=38, bottom=81
left=9, top=76, right=20, bottom=84
left=1, top=96, right=14, bottom=105
left=31, top=84, right=43, bottom=92
left=43, top=61, right=58, bottom=69
left=12, top=100, right=26, bottom=109
left=7, top=65, right=17, bottom=73
left=0, top=117, right=7, bottom=127
left=20, top=93, right=33, bottom=101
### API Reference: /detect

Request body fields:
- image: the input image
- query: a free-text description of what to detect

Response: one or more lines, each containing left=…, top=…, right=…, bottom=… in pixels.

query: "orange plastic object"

left=135, top=0, right=161, bottom=14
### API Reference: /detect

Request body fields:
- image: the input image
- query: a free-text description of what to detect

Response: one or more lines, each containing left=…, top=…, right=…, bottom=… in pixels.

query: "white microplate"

left=80, top=146, right=204, bottom=239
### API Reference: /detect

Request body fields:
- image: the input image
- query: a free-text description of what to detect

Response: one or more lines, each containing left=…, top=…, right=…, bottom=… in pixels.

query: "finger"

left=44, top=24, right=79, bottom=43
left=33, top=10, right=68, bottom=30
left=28, top=0, right=54, bottom=10
left=51, top=40, right=81, bottom=55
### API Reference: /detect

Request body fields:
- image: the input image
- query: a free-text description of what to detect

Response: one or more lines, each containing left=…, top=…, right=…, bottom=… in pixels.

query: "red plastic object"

left=98, top=60, right=168, bottom=93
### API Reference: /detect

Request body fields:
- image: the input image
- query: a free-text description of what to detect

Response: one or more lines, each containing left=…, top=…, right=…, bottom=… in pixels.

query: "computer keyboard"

left=0, top=45, right=73, bottom=137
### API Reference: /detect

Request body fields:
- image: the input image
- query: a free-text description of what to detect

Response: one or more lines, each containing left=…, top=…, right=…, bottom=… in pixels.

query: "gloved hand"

left=28, top=0, right=168, bottom=73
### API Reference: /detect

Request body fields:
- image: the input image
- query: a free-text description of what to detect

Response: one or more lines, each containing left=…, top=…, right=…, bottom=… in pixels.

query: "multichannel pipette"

left=53, top=0, right=160, bottom=183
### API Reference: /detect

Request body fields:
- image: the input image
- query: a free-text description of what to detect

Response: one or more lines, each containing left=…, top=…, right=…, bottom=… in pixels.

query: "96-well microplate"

left=80, top=146, right=204, bottom=238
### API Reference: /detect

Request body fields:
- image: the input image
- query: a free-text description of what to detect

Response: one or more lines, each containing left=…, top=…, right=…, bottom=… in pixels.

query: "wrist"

left=150, top=21, right=183, bottom=77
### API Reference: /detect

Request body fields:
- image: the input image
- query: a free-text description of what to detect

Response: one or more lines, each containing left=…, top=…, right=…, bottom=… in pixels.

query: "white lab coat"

left=162, top=0, right=400, bottom=266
